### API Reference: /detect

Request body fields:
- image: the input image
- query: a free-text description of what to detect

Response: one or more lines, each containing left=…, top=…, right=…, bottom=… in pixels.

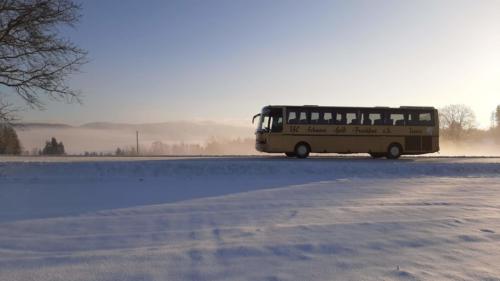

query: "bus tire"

left=285, top=152, right=296, bottom=157
left=369, top=152, right=386, bottom=158
left=294, top=143, right=310, bottom=159
left=386, top=143, right=402, bottom=159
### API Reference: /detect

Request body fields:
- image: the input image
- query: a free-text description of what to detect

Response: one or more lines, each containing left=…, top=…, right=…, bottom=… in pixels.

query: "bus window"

left=336, top=112, right=346, bottom=124
left=335, top=113, right=344, bottom=124
left=267, top=108, right=283, bottom=132
left=310, top=111, right=320, bottom=124
left=419, top=113, right=431, bottom=121
left=406, top=111, right=433, bottom=126
left=299, top=111, right=308, bottom=124
left=261, top=115, right=270, bottom=131
left=271, top=116, right=283, bottom=132
left=370, top=113, right=383, bottom=125
left=347, top=112, right=359, bottom=125
left=323, top=112, right=333, bottom=124
left=391, top=113, right=405, bottom=126
left=361, top=112, right=371, bottom=125
left=287, top=111, right=298, bottom=124
left=406, top=112, right=418, bottom=125
left=419, top=112, right=432, bottom=125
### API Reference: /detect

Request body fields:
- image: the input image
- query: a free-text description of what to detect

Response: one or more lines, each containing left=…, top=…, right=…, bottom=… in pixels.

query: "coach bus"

left=252, top=105, right=439, bottom=159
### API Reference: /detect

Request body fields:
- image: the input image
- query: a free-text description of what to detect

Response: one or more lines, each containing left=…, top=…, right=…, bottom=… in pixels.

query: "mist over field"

left=14, top=122, right=500, bottom=156
left=15, top=122, right=255, bottom=155
left=438, top=139, right=500, bottom=157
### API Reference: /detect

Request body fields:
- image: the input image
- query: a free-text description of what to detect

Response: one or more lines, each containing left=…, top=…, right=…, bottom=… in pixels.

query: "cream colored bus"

left=253, top=105, right=439, bottom=159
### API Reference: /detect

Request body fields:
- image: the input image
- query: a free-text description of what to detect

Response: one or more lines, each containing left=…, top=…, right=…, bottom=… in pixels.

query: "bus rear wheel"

left=369, top=153, right=386, bottom=158
left=285, top=152, right=296, bottom=157
left=386, top=143, right=402, bottom=159
left=294, top=143, right=310, bottom=159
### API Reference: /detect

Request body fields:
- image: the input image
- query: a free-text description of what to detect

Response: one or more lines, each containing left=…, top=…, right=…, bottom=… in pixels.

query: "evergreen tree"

left=0, top=124, right=22, bottom=155
left=42, top=137, right=65, bottom=155
left=115, top=147, right=124, bottom=156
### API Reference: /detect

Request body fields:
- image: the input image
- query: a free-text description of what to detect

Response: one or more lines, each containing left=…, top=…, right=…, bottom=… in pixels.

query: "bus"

left=252, top=105, right=439, bottom=159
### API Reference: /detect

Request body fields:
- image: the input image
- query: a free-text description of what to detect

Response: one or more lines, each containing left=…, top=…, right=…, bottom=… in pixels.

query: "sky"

left=17, top=0, right=500, bottom=128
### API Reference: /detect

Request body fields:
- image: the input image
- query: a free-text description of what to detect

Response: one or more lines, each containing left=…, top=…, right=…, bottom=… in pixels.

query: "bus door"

left=267, top=108, right=284, bottom=148
left=256, top=108, right=282, bottom=147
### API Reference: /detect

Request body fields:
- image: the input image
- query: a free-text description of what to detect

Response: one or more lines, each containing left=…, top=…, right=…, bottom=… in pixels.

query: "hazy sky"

left=18, top=0, right=500, bottom=128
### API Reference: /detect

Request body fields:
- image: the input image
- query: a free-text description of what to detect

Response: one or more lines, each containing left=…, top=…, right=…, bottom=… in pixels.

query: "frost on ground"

left=0, top=157, right=500, bottom=281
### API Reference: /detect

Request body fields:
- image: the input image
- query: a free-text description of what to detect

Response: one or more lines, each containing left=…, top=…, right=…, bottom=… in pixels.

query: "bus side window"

left=337, top=113, right=347, bottom=124
left=406, top=112, right=418, bottom=125
left=418, top=112, right=433, bottom=125
left=310, top=111, right=320, bottom=124
left=322, top=112, right=333, bottom=124
left=287, top=111, right=297, bottom=124
left=271, top=116, right=283, bottom=132
left=391, top=113, right=405, bottom=126
left=368, top=113, right=382, bottom=125
left=383, top=113, right=393, bottom=126
left=347, top=112, right=359, bottom=125
left=361, top=112, right=371, bottom=125
left=299, top=111, right=308, bottom=124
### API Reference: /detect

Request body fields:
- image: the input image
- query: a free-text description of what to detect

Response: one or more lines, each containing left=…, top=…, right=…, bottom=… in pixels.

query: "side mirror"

left=252, top=113, right=260, bottom=124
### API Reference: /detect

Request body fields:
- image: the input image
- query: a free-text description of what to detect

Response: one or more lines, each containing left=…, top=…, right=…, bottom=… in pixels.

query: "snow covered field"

left=1, top=157, right=500, bottom=281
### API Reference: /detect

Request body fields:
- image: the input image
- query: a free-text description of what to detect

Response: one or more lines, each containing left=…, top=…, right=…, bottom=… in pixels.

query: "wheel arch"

left=387, top=142, right=403, bottom=159
left=387, top=142, right=403, bottom=153
left=294, top=141, right=311, bottom=152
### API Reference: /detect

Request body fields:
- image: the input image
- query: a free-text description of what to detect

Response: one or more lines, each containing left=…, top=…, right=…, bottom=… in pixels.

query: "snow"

left=1, top=157, right=500, bottom=280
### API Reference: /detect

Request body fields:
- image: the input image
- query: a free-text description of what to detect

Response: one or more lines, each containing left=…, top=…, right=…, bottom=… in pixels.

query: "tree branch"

left=0, top=0, right=87, bottom=116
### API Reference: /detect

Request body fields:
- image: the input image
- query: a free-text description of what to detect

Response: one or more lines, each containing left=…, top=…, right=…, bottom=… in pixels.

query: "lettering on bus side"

left=354, top=127, right=377, bottom=134
left=335, top=126, right=346, bottom=133
left=289, top=126, right=299, bottom=133
left=308, top=126, right=327, bottom=133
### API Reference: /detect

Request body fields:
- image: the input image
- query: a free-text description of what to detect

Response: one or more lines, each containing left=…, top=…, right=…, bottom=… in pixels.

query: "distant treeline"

left=440, top=104, right=500, bottom=142
left=0, top=125, right=66, bottom=155
left=113, top=137, right=256, bottom=156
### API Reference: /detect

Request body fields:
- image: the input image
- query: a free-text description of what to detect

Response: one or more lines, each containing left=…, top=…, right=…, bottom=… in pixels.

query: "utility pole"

left=136, top=130, right=139, bottom=155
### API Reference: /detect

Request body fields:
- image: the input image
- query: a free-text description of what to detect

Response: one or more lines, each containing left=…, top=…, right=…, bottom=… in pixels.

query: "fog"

left=437, top=139, right=500, bottom=157
left=15, top=122, right=255, bottom=155
left=15, top=122, right=500, bottom=156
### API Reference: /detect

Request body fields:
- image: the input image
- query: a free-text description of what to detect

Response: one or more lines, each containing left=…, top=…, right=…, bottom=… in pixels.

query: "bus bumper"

left=255, top=141, right=267, bottom=152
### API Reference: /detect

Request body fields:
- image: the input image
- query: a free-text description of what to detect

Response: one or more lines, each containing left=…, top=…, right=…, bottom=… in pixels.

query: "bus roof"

left=264, top=105, right=436, bottom=110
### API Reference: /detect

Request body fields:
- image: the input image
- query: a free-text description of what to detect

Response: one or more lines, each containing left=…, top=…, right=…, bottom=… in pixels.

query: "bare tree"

left=0, top=97, right=18, bottom=122
left=0, top=0, right=87, bottom=122
left=439, top=104, right=476, bottom=140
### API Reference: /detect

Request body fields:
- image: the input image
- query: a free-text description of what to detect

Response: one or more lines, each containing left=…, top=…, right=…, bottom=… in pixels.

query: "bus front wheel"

left=295, top=143, right=310, bottom=159
left=386, top=143, right=402, bottom=159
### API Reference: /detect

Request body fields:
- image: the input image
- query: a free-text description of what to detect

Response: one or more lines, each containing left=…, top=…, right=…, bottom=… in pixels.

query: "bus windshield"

left=256, top=107, right=283, bottom=133
left=257, top=108, right=270, bottom=132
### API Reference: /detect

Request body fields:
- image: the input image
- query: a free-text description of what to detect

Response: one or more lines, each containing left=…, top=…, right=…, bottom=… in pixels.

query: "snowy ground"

left=1, top=157, right=500, bottom=281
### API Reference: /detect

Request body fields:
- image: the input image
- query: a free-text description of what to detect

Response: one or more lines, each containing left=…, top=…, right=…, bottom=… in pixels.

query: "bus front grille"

left=422, top=136, right=432, bottom=151
left=405, top=136, right=433, bottom=151
left=405, top=136, right=421, bottom=151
